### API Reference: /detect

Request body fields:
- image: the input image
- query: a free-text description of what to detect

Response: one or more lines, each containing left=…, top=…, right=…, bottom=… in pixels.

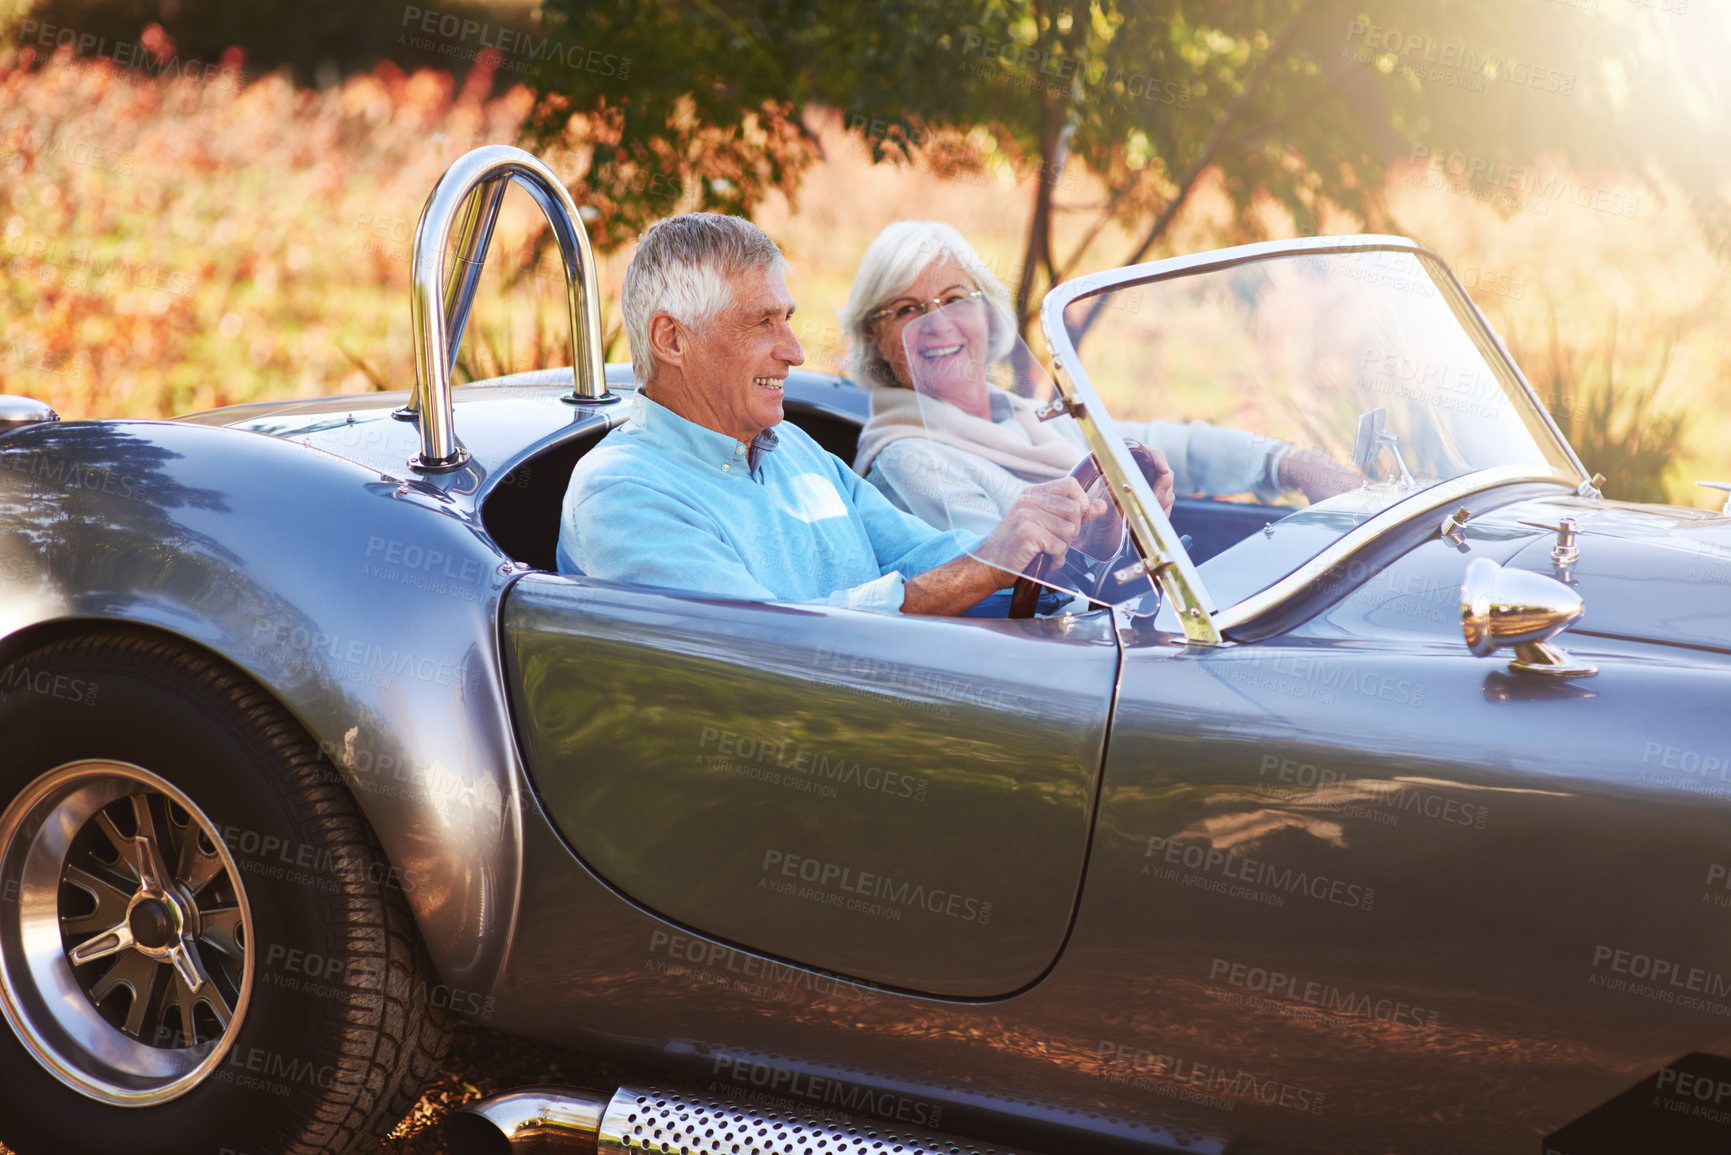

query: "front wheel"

left=0, top=629, right=451, bottom=1154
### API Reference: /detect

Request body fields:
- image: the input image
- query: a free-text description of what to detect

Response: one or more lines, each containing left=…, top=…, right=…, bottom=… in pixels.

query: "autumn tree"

left=529, top=0, right=1731, bottom=329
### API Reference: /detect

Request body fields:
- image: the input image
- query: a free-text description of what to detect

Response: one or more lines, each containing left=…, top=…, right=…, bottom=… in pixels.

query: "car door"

left=500, top=573, right=1119, bottom=997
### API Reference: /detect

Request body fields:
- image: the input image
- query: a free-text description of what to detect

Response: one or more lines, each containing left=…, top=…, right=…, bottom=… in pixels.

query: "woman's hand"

left=1133, top=445, right=1176, bottom=514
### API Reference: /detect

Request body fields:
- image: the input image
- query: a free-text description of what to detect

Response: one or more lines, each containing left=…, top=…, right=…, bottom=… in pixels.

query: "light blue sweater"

left=557, top=393, right=978, bottom=612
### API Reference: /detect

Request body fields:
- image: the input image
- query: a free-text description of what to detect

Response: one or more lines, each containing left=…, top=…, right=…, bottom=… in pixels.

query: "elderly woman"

left=842, top=221, right=1358, bottom=535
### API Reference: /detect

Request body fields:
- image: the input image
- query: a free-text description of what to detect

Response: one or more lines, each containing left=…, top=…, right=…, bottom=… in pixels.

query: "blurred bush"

left=1510, top=310, right=1690, bottom=505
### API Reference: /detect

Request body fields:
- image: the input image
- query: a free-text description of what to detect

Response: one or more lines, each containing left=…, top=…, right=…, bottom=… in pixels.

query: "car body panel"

left=502, top=575, right=1118, bottom=996
left=1076, top=625, right=1731, bottom=1151
left=1501, top=497, right=1731, bottom=652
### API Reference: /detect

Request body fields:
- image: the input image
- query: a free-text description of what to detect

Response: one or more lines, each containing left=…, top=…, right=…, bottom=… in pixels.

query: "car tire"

left=0, top=628, right=451, bottom=1155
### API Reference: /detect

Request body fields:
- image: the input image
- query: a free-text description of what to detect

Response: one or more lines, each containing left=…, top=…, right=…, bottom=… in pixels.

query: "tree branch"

left=1053, top=168, right=1151, bottom=283
left=1118, top=0, right=1318, bottom=269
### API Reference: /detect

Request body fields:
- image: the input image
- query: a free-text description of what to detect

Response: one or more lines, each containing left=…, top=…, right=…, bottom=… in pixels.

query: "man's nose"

left=777, top=322, right=805, bottom=366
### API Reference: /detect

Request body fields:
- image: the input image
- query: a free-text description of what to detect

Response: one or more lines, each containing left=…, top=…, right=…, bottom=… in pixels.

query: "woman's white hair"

left=621, top=213, right=788, bottom=387
left=840, top=220, right=1018, bottom=390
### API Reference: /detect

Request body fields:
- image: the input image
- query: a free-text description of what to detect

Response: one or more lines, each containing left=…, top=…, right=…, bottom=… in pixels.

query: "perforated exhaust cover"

left=599, top=1085, right=1043, bottom=1155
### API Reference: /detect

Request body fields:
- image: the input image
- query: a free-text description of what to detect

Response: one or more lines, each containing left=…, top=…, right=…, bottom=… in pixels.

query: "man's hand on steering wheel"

left=978, top=477, right=1106, bottom=580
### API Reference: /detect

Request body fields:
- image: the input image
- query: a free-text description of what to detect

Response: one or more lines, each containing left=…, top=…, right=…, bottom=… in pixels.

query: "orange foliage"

left=0, top=43, right=540, bottom=417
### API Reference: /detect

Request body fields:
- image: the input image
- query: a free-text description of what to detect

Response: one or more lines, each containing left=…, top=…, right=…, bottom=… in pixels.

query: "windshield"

left=1054, top=245, right=1580, bottom=609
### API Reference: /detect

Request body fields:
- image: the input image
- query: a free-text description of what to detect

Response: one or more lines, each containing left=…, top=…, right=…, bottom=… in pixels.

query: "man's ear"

left=646, top=312, right=685, bottom=374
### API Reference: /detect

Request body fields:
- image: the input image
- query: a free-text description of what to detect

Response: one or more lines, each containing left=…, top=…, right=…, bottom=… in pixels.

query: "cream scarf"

left=853, top=385, right=1082, bottom=482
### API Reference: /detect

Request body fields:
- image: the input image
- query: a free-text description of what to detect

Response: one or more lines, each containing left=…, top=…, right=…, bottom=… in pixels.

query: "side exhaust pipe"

left=450, top=1083, right=1045, bottom=1155
left=445, top=1085, right=608, bottom=1155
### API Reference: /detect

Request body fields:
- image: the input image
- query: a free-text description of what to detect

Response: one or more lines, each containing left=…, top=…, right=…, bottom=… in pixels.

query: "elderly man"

left=556, top=213, right=1098, bottom=615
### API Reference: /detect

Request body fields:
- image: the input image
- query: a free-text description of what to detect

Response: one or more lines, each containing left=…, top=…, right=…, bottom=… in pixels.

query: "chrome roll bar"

left=405, top=145, right=614, bottom=471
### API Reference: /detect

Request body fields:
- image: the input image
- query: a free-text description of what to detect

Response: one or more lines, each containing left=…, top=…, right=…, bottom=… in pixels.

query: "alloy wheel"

left=0, top=760, right=254, bottom=1105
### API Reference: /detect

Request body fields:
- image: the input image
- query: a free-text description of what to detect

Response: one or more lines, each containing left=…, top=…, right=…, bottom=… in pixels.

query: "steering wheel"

left=1008, top=441, right=1166, bottom=619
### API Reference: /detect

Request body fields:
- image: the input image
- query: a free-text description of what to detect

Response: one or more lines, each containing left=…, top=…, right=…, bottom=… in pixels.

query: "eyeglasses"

left=866, top=289, right=985, bottom=325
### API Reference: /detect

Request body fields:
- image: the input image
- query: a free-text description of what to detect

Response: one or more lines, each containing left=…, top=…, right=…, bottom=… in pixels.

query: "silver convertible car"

left=1, top=146, right=1728, bottom=1155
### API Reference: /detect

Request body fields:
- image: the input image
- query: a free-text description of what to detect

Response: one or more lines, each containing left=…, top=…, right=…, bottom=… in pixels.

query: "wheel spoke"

left=175, top=827, right=224, bottom=896
left=128, top=794, right=160, bottom=848
left=68, top=921, right=135, bottom=966
left=89, top=952, right=165, bottom=1038
left=125, top=960, right=168, bottom=1040
left=93, top=810, right=145, bottom=883
left=200, top=983, right=234, bottom=1029
left=170, top=939, right=232, bottom=1029
left=198, top=905, right=244, bottom=961
left=167, top=940, right=201, bottom=994
left=60, top=863, right=136, bottom=935
left=172, top=979, right=203, bottom=1046
left=130, top=798, right=176, bottom=889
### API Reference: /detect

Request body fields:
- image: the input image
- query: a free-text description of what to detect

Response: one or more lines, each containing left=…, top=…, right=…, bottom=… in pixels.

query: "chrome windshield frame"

left=1039, top=234, right=1591, bottom=640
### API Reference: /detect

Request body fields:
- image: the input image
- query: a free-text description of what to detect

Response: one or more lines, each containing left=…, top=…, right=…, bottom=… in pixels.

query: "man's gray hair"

left=839, top=220, right=1017, bottom=390
left=622, top=213, right=789, bottom=387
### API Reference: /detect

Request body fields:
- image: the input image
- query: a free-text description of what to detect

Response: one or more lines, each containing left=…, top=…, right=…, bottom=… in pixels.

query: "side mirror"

left=0, top=397, right=59, bottom=437
left=1350, top=406, right=1415, bottom=486
left=1351, top=407, right=1386, bottom=472
left=1460, top=558, right=1596, bottom=678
